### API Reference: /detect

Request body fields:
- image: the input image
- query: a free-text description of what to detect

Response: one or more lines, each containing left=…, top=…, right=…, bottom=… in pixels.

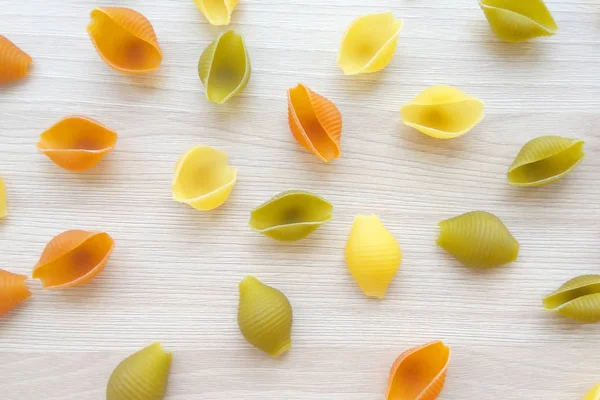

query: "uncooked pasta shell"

left=288, top=84, right=342, bottom=162
left=249, top=190, right=333, bottom=241
left=0, top=177, right=6, bottom=219
left=543, top=275, right=600, bottom=323
left=345, top=214, right=401, bottom=299
left=0, top=269, right=31, bottom=317
left=172, top=146, right=237, bottom=211
left=386, top=341, right=451, bottom=400
left=0, top=35, right=32, bottom=84
left=198, top=30, right=250, bottom=104
left=401, top=85, right=484, bottom=139
left=585, top=384, right=600, bottom=400
left=479, top=0, right=558, bottom=42
left=107, top=342, right=172, bottom=400
left=37, top=116, right=117, bottom=172
left=194, top=0, right=239, bottom=26
left=507, top=136, right=585, bottom=187
left=337, top=11, right=403, bottom=75
left=32, top=230, right=114, bottom=289
left=87, top=7, right=162, bottom=74
left=437, top=211, right=519, bottom=268
left=237, top=276, right=292, bottom=357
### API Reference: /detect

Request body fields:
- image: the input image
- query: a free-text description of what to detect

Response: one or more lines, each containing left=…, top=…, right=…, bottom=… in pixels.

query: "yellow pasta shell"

left=401, top=85, right=484, bottom=139
left=249, top=190, right=333, bottom=241
left=345, top=215, right=401, bottom=299
left=507, top=136, right=585, bottom=187
left=0, top=177, right=6, bottom=219
left=437, top=211, right=519, bottom=268
left=107, top=342, right=172, bottom=400
left=543, top=275, right=600, bottom=323
left=585, top=384, right=600, bottom=400
left=172, top=146, right=237, bottom=211
left=479, top=0, right=558, bottom=42
left=238, top=276, right=293, bottom=357
left=337, top=11, right=403, bottom=75
left=194, top=0, right=238, bottom=26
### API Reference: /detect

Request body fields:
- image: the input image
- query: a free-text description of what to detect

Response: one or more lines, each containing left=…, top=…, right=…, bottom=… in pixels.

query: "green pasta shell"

left=249, top=190, right=333, bottom=241
left=437, top=211, right=519, bottom=268
left=106, top=342, right=172, bottom=400
left=543, top=275, right=600, bottom=323
left=198, top=30, right=250, bottom=104
left=507, top=136, right=585, bottom=187
left=238, top=276, right=293, bottom=357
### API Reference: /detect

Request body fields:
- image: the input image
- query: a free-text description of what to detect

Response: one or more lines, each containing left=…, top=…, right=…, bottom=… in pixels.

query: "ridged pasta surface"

left=0, top=35, right=32, bottom=84
left=0, top=269, right=31, bottom=317
left=194, top=0, right=239, bottom=26
left=543, top=275, right=600, bottom=323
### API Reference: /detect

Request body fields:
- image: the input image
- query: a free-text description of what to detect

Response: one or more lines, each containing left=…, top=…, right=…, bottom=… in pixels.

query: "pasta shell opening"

left=479, top=0, right=558, bottom=42
left=345, top=214, right=402, bottom=299
left=172, top=146, right=237, bottom=211
left=198, top=30, right=250, bottom=104
left=32, top=230, right=115, bottom=289
left=37, top=116, right=117, bottom=172
left=107, top=342, right=172, bottom=400
left=194, top=0, right=239, bottom=26
left=401, top=85, right=484, bottom=139
left=288, top=84, right=342, bottom=162
left=238, top=276, right=293, bottom=357
left=508, top=136, right=585, bottom=187
left=0, top=35, right=32, bottom=84
left=87, top=7, right=162, bottom=74
left=0, top=269, right=31, bottom=317
left=585, top=384, right=600, bottom=400
left=0, top=177, right=7, bottom=219
left=543, top=275, right=600, bottom=323
left=386, top=341, right=451, bottom=400
left=249, top=190, right=333, bottom=241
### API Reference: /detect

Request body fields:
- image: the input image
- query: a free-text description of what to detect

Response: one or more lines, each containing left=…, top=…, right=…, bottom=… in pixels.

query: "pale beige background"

left=1, top=0, right=599, bottom=399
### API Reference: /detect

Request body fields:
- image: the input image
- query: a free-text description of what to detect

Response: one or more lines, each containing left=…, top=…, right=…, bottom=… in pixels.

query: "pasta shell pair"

left=437, top=211, right=519, bottom=268
left=88, top=7, right=162, bottom=74
left=198, top=30, right=250, bottom=104
left=0, top=269, right=31, bottom=317
left=401, top=86, right=485, bottom=139
left=249, top=190, right=333, bottom=241
left=386, top=341, right=451, bottom=400
left=288, top=84, right=342, bottom=162
left=507, top=136, right=585, bottom=187
left=32, top=230, right=114, bottom=289
left=479, top=0, right=558, bottom=42
left=338, top=11, right=403, bottom=75
left=543, top=275, right=600, bottom=323
left=37, top=116, right=117, bottom=172
left=345, top=215, right=402, bottom=299
left=0, top=35, right=32, bottom=84
left=0, top=177, right=6, bottom=219
left=107, top=342, right=172, bottom=400
left=194, top=0, right=238, bottom=26
left=585, top=384, right=600, bottom=400
left=238, top=276, right=293, bottom=357
left=172, top=146, right=237, bottom=211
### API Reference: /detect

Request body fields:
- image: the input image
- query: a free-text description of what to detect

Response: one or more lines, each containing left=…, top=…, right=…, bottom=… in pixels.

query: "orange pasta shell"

left=32, top=230, right=114, bottom=289
left=0, top=269, right=31, bottom=316
left=87, top=7, right=162, bottom=74
left=0, top=35, right=32, bottom=84
left=288, top=84, right=342, bottom=162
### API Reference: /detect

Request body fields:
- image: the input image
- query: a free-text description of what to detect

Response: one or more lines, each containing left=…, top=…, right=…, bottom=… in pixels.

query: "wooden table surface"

left=1, top=0, right=599, bottom=399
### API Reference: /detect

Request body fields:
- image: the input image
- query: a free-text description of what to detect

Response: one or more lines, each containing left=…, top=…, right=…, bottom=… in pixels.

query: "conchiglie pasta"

left=337, top=11, right=403, bottom=75
left=107, top=342, right=172, bottom=400
left=437, top=211, right=519, bottom=268
left=345, top=215, right=401, bottom=299
left=585, top=384, right=600, bottom=400
left=198, top=30, right=250, bottom=104
left=386, top=341, right=451, bottom=400
left=172, top=146, right=237, bottom=211
left=401, top=86, right=484, bottom=139
left=0, top=177, right=6, bottom=219
left=0, top=269, right=31, bottom=317
left=543, top=275, right=600, bottom=323
left=507, top=136, right=585, bottom=187
left=0, top=35, right=32, bottom=84
left=87, top=7, right=162, bottom=74
left=32, top=230, right=114, bottom=289
left=249, top=190, right=333, bottom=241
left=238, top=276, right=293, bottom=357
left=194, top=0, right=238, bottom=26
left=37, top=116, right=117, bottom=172
left=479, top=0, right=558, bottom=42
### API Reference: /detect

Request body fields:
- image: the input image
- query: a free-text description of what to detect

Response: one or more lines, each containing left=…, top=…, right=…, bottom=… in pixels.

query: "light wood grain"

left=1, top=0, right=600, bottom=398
